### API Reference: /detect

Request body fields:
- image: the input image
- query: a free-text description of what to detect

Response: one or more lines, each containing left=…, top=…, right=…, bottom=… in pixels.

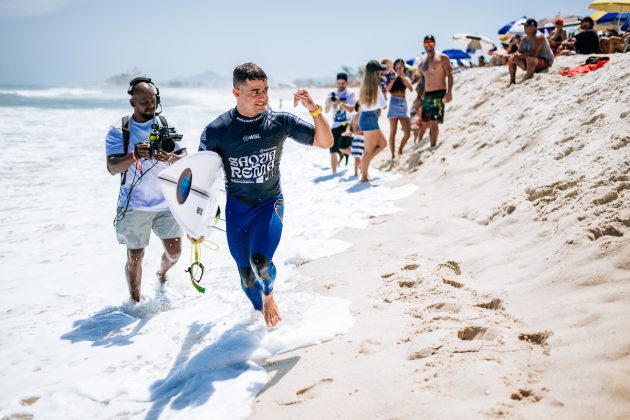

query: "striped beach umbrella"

left=452, top=34, right=496, bottom=51
left=538, top=13, right=581, bottom=30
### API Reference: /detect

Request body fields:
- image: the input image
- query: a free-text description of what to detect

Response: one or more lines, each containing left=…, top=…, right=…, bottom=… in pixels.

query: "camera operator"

left=324, top=72, right=356, bottom=174
left=105, top=77, right=187, bottom=302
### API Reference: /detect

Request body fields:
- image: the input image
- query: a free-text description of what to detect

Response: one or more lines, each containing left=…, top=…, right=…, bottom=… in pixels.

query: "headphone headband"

left=128, top=76, right=161, bottom=108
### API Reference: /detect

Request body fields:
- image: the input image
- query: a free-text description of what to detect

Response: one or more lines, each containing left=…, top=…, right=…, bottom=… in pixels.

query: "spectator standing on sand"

left=324, top=72, right=357, bottom=174
left=358, top=60, right=388, bottom=182
left=386, top=58, right=414, bottom=159
left=418, top=35, right=454, bottom=148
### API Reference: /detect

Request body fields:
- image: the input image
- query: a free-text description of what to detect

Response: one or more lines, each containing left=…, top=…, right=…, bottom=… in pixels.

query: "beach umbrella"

left=588, top=0, right=630, bottom=12
left=592, top=10, right=630, bottom=29
left=453, top=34, right=496, bottom=51
left=443, top=49, right=471, bottom=60
left=538, top=13, right=581, bottom=30
left=498, top=17, right=526, bottom=34
left=500, top=17, right=528, bottom=35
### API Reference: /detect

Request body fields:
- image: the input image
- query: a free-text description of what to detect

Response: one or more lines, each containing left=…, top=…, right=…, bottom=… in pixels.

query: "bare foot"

left=261, top=293, right=282, bottom=327
left=360, top=177, right=369, bottom=183
left=156, top=270, right=167, bottom=284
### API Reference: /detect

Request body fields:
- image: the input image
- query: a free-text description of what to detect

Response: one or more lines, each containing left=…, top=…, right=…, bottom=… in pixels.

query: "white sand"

left=251, top=54, right=630, bottom=419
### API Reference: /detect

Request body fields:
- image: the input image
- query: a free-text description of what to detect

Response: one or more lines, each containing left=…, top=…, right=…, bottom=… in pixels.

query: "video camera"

left=148, top=124, right=183, bottom=156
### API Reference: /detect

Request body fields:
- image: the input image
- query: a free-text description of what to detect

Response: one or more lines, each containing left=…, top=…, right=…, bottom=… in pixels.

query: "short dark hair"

left=524, top=18, right=538, bottom=27
left=580, top=16, right=594, bottom=28
left=233, top=62, right=267, bottom=88
left=336, top=72, right=348, bottom=81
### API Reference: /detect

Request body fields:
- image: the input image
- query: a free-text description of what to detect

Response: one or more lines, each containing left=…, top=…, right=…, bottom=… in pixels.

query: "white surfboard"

left=158, top=151, right=225, bottom=239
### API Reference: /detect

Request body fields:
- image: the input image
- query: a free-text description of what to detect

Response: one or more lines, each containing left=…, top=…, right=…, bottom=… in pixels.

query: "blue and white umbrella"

left=499, top=17, right=528, bottom=35
left=498, top=17, right=527, bottom=34
left=453, top=34, right=496, bottom=51
left=442, top=49, right=472, bottom=60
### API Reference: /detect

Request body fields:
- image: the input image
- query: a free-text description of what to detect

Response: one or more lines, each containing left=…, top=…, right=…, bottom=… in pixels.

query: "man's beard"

left=140, top=110, right=155, bottom=120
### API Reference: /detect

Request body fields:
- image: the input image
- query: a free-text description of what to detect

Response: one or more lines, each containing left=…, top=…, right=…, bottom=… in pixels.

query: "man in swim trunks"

left=508, top=18, right=554, bottom=85
left=198, top=62, right=333, bottom=327
left=418, top=35, right=453, bottom=148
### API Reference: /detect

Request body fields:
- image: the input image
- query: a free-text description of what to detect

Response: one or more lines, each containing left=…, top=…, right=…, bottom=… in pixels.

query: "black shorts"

left=329, top=124, right=349, bottom=153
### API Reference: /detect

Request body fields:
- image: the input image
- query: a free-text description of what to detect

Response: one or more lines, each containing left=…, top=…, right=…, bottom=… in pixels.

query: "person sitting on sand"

left=508, top=18, right=555, bottom=85
left=548, top=18, right=568, bottom=54
left=506, top=34, right=522, bottom=54
left=560, top=17, right=600, bottom=55
left=600, top=29, right=629, bottom=54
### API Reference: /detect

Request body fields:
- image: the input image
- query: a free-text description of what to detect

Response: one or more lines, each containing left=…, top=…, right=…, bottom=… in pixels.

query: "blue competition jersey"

left=199, top=108, right=315, bottom=205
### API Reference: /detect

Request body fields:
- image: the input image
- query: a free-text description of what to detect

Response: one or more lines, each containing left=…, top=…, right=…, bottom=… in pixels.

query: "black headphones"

left=128, top=76, right=161, bottom=106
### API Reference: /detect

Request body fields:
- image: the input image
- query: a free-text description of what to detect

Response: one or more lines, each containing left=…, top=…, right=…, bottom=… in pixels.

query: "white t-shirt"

left=105, top=116, right=182, bottom=211
left=327, top=88, right=357, bottom=128
left=362, top=89, right=387, bottom=112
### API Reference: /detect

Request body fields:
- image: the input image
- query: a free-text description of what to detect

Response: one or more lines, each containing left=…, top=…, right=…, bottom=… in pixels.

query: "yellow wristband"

left=309, top=105, right=323, bottom=117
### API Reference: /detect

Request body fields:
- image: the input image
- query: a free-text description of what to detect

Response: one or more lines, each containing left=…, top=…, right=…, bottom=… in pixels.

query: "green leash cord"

left=186, top=242, right=205, bottom=293
left=186, top=240, right=220, bottom=294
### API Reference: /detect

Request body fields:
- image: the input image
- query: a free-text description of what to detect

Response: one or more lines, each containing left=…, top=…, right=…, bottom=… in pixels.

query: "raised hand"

left=293, top=88, right=318, bottom=112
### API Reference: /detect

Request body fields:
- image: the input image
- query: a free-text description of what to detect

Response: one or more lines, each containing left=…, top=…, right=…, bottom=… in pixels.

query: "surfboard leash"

left=185, top=239, right=221, bottom=294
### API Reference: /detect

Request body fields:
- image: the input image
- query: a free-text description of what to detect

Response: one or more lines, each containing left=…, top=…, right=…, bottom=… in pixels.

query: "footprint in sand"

left=443, top=278, right=464, bottom=289
left=457, top=326, right=499, bottom=341
left=402, top=263, right=420, bottom=271
left=358, top=339, right=381, bottom=355
left=437, top=261, right=461, bottom=275
left=475, top=298, right=503, bottom=310
left=296, top=378, right=334, bottom=400
left=426, top=302, right=461, bottom=314
left=518, top=331, right=552, bottom=346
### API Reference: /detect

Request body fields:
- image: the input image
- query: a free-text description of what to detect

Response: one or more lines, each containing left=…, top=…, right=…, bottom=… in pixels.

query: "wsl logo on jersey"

left=228, top=146, right=277, bottom=184
left=243, top=133, right=261, bottom=142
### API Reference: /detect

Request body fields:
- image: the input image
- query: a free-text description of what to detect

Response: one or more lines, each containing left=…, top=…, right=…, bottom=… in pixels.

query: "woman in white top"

left=358, top=60, right=388, bottom=182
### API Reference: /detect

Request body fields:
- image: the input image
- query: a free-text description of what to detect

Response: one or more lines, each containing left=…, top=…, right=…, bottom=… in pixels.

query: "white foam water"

left=0, top=86, right=414, bottom=419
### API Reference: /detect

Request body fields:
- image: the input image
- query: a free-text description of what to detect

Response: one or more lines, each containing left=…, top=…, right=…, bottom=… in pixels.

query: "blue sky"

left=0, top=0, right=592, bottom=86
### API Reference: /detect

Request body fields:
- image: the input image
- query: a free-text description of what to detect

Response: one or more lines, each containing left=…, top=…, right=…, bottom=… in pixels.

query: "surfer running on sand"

left=197, top=63, right=333, bottom=327
left=105, top=78, right=187, bottom=302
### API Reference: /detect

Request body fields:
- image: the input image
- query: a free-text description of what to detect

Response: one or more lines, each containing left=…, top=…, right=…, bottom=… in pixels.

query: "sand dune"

left=252, top=54, right=630, bottom=419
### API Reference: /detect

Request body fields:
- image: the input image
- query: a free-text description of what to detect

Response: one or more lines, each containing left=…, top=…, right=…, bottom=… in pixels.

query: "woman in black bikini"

left=548, top=19, right=567, bottom=54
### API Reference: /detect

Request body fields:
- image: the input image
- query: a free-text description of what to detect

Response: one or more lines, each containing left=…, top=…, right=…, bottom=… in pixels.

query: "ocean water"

left=0, top=86, right=414, bottom=419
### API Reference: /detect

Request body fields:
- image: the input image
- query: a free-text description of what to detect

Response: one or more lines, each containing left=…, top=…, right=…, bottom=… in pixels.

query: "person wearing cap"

left=560, top=17, right=600, bottom=55
left=418, top=35, right=453, bottom=148
left=324, top=72, right=357, bottom=174
left=548, top=18, right=567, bottom=54
left=508, top=18, right=555, bottom=85
left=358, top=60, right=388, bottom=182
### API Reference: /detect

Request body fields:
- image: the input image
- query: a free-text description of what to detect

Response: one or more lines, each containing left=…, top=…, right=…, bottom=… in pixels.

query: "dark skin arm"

left=107, top=146, right=187, bottom=175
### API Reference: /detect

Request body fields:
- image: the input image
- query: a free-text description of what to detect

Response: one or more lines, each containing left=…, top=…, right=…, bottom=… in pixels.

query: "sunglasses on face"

left=424, top=41, right=435, bottom=47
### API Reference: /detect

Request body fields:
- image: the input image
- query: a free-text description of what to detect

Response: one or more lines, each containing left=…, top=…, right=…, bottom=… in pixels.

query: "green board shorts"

left=115, top=209, right=183, bottom=249
left=421, top=89, right=446, bottom=123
